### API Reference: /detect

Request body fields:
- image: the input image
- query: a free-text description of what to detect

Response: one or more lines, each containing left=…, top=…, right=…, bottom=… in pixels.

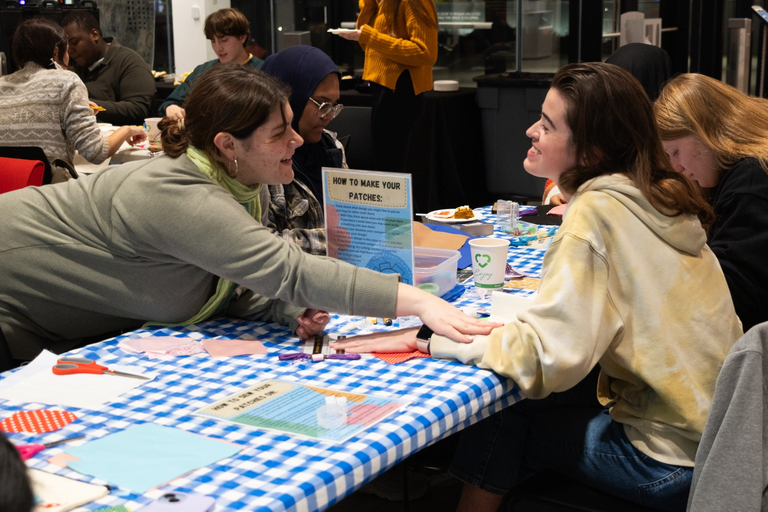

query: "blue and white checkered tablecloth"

left=1, top=206, right=554, bottom=512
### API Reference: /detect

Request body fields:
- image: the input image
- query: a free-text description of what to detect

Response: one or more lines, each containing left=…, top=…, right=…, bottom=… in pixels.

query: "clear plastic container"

left=414, top=247, right=461, bottom=297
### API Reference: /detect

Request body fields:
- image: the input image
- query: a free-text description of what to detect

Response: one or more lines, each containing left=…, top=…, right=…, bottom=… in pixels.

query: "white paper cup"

left=143, top=117, right=162, bottom=141
left=469, top=238, right=510, bottom=291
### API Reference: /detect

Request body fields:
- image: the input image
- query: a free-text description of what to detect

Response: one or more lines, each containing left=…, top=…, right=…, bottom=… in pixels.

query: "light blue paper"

left=66, top=423, right=240, bottom=493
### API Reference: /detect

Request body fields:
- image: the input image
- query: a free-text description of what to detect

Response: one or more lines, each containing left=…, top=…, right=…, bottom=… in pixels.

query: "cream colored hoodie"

left=432, top=174, right=743, bottom=466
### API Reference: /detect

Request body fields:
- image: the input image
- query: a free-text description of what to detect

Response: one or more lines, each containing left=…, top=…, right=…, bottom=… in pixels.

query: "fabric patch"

left=503, top=277, right=542, bottom=291
left=372, top=351, right=430, bottom=364
left=0, top=409, right=77, bottom=433
left=145, top=341, right=205, bottom=359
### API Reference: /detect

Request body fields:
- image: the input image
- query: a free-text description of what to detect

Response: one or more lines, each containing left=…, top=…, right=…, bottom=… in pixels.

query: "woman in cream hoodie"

left=333, top=63, right=743, bottom=511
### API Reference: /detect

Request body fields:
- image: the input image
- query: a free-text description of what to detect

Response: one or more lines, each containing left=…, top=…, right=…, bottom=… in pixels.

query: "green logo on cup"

left=475, top=254, right=491, bottom=268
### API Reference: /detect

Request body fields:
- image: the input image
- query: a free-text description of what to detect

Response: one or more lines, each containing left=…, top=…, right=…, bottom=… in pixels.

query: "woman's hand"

left=125, top=126, right=147, bottom=145
left=106, top=126, right=147, bottom=157
left=549, top=193, right=567, bottom=206
left=165, top=105, right=186, bottom=120
left=336, top=30, right=361, bottom=42
left=394, top=283, right=501, bottom=343
left=88, top=101, right=100, bottom=116
left=331, top=328, right=419, bottom=354
left=295, top=309, right=331, bottom=340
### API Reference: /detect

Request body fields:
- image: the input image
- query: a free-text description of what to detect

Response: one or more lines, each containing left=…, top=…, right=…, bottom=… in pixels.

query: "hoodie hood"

left=261, top=45, right=341, bottom=133
left=571, top=174, right=706, bottom=256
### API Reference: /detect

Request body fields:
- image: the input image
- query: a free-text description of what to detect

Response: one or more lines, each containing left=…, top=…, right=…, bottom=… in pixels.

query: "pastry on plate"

left=453, top=205, right=474, bottom=219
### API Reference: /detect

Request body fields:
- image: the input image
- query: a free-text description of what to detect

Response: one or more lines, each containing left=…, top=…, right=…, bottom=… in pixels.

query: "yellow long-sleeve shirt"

left=357, top=0, right=438, bottom=95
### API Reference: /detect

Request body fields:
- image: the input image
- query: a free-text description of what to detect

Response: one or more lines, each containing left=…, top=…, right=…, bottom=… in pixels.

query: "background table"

left=0, top=206, right=551, bottom=511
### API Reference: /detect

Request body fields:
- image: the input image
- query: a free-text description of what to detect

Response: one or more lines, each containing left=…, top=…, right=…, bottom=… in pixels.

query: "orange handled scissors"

left=52, top=356, right=150, bottom=380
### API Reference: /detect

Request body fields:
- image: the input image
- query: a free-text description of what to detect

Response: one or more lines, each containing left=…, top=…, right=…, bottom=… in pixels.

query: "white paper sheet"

left=0, top=350, right=154, bottom=409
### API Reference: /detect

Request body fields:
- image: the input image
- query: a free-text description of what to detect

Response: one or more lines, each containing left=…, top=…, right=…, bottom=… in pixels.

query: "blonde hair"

left=654, top=73, right=768, bottom=173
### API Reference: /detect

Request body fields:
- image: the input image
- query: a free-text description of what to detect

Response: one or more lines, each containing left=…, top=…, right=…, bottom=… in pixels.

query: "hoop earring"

left=228, top=158, right=238, bottom=178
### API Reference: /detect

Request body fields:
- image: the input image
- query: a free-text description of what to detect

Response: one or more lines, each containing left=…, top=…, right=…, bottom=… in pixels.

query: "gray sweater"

left=0, top=63, right=109, bottom=166
left=0, top=155, right=399, bottom=360
left=687, top=322, right=768, bottom=511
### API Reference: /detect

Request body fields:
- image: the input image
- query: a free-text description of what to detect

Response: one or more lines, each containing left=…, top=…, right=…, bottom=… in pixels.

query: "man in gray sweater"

left=61, top=11, right=155, bottom=126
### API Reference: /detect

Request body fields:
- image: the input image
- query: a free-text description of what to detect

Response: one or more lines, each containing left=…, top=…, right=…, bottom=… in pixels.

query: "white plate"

left=327, top=28, right=357, bottom=34
left=425, top=208, right=484, bottom=224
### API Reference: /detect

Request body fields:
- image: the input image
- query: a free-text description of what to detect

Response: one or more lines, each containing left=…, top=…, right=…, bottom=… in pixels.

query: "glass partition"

left=234, top=0, right=576, bottom=87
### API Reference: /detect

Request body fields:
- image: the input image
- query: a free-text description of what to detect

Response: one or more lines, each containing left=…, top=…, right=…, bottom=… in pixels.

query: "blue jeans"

left=450, top=372, right=693, bottom=512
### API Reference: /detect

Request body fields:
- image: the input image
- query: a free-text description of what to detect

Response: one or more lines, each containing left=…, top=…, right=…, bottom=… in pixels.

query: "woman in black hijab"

left=261, top=45, right=347, bottom=255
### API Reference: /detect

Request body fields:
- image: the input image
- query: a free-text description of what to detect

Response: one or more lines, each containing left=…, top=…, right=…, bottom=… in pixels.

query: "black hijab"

left=262, top=45, right=342, bottom=200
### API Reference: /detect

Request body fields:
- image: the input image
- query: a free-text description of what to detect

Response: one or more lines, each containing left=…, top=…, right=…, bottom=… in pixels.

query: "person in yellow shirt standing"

left=336, top=0, right=438, bottom=173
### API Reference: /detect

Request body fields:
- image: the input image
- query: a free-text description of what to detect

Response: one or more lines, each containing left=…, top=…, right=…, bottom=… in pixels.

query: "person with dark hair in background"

left=605, top=43, right=672, bottom=101
left=0, top=17, right=145, bottom=182
left=333, top=63, right=742, bottom=512
left=335, top=0, right=438, bottom=173
left=261, top=45, right=347, bottom=255
left=158, top=7, right=263, bottom=120
left=61, top=11, right=155, bottom=126
left=0, top=64, right=494, bottom=372
left=0, top=431, right=35, bottom=512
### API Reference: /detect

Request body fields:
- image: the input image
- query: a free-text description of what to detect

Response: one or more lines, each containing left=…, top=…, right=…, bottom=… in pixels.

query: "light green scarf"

left=143, top=147, right=262, bottom=328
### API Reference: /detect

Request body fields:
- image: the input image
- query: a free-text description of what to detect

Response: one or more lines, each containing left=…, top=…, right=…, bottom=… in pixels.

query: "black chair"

left=503, top=469, right=659, bottom=512
left=0, top=147, right=53, bottom=183
left=327, top=106, right=375, bottom=171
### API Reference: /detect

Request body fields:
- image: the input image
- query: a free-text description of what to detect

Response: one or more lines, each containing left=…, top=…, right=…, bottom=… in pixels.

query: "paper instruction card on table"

left=323, top=167, right=415, bottom=285
left=195, top=380, right=407, bottom=443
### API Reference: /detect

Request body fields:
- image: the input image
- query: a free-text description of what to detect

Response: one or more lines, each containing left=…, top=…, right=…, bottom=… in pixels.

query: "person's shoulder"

left=732, top=157, right=768, bottom=177
left=248, top=56, right=265, bottom=70
left=193, top=59, right=219, bottom=74
left=722, top=158, right=768, bottom=193
left=9, top=67, right=82, bottom=92
left=113, top=155, right=218, bottom=192
left=107, top=39, right=151, bottom=68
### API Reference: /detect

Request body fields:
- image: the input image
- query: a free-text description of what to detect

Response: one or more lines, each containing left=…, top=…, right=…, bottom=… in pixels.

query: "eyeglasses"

left=308, top=96, right=344, bottom=119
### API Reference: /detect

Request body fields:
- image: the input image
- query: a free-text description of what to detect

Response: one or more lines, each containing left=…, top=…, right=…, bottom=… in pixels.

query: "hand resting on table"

left=296, top=309, right=331, bottom=340
left=331, top=283, right=502, bottom=352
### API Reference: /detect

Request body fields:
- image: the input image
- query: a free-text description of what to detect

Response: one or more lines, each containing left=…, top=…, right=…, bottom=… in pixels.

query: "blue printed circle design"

left=365, top=252, right=413, bottom=285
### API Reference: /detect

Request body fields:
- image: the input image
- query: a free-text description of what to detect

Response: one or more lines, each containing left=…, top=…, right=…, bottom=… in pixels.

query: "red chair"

left=0, top=156, right=45, bottom=194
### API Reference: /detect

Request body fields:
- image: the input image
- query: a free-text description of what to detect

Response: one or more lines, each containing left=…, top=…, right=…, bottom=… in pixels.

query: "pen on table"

left=278, top=352, right=360, bottom=362
left=15, top=434, right=85, bottom=460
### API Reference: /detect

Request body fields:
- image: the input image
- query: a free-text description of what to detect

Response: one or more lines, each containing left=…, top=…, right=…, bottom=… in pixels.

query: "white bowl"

left=434, top=80, right=459, bottom=92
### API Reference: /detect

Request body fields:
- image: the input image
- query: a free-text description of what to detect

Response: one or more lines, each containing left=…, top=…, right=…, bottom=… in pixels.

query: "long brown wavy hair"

left=159, top=63, right=290, bottom=178
left=554, top=63, right=714, bottom=226
left=654, top=73, right=768, bottom=173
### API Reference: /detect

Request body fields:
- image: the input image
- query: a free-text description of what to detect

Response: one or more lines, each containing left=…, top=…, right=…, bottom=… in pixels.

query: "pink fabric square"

left=202, top=338, right=268, bottom=358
